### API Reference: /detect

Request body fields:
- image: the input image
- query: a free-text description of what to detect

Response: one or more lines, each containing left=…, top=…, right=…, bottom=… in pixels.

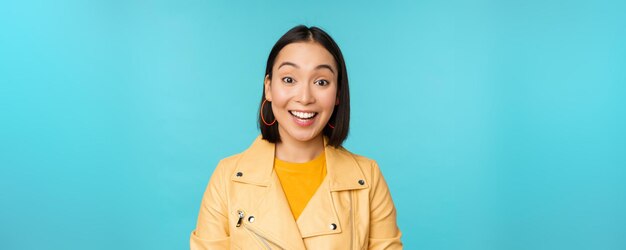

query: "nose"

left=296, top=83, right=315, bottom=105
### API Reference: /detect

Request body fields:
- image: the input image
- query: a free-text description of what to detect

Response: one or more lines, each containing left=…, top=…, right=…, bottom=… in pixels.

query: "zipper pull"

left=236, top=210, right=244, bottom=227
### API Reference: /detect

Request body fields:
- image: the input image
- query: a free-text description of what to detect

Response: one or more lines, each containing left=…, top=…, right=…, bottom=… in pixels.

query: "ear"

left=264, top=75, right=272, bottom=102
left=335, top=92, right=340, bottom=105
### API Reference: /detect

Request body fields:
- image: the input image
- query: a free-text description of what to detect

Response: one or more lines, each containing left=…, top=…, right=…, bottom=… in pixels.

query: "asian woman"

left=190, top=25, right=402, bottom=250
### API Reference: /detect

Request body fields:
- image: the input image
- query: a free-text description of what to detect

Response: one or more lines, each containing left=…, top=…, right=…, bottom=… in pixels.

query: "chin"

left=284, top=128, right=323, bottom=143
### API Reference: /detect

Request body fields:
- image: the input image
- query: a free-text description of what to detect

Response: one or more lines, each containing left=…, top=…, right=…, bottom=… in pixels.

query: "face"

left=264, top=41, right=339, bottom=144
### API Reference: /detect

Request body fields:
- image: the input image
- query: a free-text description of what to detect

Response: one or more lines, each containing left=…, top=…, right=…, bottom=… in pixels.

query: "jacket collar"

left=231, top=135, right=368, bottom=191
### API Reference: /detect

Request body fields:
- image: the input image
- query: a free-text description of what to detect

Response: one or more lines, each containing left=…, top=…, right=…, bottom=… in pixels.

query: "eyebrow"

left=277, top=61, right=335, bottom=75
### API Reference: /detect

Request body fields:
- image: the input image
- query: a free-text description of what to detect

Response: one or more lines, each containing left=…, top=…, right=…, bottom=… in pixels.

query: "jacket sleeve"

left=368, top=161, right=403, bottom=249
left=190, top=160, right=230, bottom=250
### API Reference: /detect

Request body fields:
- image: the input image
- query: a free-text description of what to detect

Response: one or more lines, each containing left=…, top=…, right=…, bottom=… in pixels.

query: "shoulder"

left=339, top=148, right=395, bottom=202
left=211, top=135, right=274, bottom=181
left=338, top=145, right=379, bottom=166
left=217, top=152, right=244, bottom=167
left=335, top=146, right=385, bottom=180
left=349, top=151, right=379, bottom=168
left=213, top=152, right=244, bottom=176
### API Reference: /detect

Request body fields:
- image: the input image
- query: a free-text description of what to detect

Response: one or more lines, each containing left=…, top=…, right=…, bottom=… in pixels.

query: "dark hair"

left=258, top=25, right=350, bottom=147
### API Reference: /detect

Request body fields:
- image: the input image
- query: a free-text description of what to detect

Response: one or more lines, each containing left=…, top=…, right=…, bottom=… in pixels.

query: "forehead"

left=274, top=41, right=336, bottom=70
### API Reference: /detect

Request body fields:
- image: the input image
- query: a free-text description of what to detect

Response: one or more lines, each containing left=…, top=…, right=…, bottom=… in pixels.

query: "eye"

left=315, top=79, right=329, bottom=86
left=282, top=77, right=294, bottom=84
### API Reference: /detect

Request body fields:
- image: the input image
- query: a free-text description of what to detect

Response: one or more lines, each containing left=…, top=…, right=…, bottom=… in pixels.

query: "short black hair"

left=259, top=25, right=350, bottom=147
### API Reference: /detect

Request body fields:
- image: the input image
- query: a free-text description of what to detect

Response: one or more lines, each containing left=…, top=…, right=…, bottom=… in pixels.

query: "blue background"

left=1, top=0, right=625, bottom=249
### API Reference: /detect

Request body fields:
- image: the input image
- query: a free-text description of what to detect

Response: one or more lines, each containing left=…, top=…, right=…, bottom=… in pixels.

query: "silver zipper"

left=236, top=210, right=244, bottom=227
left=349, top=191, right=354, bottom=250
left=244, top=225, right=285, bottom=250
left=236, top=209, right=284, bottom=249
left=246, top=226, right=272, bottom=250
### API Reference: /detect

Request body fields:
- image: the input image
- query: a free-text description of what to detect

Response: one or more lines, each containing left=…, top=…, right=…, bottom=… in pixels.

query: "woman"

left=190, top=25, right=402, bottom=249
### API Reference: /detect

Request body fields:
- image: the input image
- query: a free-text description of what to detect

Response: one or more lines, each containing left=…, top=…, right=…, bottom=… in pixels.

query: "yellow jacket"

left=190, top=135, right=403, bottom=249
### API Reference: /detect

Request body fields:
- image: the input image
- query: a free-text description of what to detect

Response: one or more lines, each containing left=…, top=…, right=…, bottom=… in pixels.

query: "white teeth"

left=290, top=111, right=316, bottom=119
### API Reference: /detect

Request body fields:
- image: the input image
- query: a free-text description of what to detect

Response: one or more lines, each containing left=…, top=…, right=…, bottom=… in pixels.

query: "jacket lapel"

left=231, top=136, right=307, bottom=249
left=230, top=135, right=369, bottom=247
left=296, top=136, right=369, bottom=238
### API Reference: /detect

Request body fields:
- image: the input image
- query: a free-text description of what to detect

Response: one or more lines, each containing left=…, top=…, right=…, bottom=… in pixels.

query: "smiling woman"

left=190, top=25, right=403, bottom=249
left=259, top=26, right=350, bottom=150
left=264, top=41, right=341, bottom=159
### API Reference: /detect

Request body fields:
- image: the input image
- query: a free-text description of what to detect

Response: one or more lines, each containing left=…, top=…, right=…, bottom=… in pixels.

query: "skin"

left=264, top=41, right=339, bottom=163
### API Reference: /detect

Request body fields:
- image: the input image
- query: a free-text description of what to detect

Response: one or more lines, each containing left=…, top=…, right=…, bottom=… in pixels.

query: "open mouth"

left=289, top=110, right=318, bottom=120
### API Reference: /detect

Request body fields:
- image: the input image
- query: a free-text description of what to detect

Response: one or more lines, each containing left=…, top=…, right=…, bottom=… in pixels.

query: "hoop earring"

left=328, top=122, right=335, bottom=129
left=261, top=99, right=276, bottom=126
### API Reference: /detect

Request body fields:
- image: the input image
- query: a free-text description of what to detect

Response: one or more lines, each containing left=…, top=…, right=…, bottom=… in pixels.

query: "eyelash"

left=282, top=77, right=294, bottom=84
left=315, top=79, right=329, bottom=86
left=281, top=77, right=329, bottom=86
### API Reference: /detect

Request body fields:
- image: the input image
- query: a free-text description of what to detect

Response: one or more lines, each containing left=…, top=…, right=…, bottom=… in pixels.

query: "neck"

left=275, top=134, right=324, bottom=163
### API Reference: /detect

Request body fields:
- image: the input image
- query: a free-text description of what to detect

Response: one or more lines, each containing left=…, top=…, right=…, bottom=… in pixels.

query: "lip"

left=289, top=109, right=318, bottom=113
left=288, top=110, right=318, bottom=119
left=291, top=114, right=316, bottom=127
left=288, top=110, right=318, bottom=127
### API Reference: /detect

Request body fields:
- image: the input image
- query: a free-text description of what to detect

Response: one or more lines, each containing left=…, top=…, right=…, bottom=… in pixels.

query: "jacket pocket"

left=244, top=225, right=272, bottom=250
left=231, top=209, right=286, bottom=250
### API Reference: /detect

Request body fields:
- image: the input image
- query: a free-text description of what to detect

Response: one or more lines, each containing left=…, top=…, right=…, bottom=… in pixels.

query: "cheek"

left=319, top=91, right=338, bottom=111
left=268, top=86, right=290, bottom=105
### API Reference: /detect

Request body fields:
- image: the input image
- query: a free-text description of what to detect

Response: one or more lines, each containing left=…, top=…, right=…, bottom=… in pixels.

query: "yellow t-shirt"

left=274, top=151, right=327, bottom=221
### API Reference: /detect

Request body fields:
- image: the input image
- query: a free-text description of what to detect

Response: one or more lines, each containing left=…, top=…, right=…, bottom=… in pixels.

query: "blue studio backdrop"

left=1, top=0, right=625, bottom=249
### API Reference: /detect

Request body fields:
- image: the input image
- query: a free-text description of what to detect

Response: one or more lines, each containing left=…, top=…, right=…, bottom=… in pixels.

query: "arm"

left=190, top=160, right=230, bottom=250
left=369, top=161, right=403, bottom=249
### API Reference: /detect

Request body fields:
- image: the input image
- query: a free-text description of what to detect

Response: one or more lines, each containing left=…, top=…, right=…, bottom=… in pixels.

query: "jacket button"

left=236, top=172, right=243, bottom=177
left=248, top=216, right=255, bottom=223
left=358, top=179, right=365, bottom=185
left=330, top=223, right=337, bottom=230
